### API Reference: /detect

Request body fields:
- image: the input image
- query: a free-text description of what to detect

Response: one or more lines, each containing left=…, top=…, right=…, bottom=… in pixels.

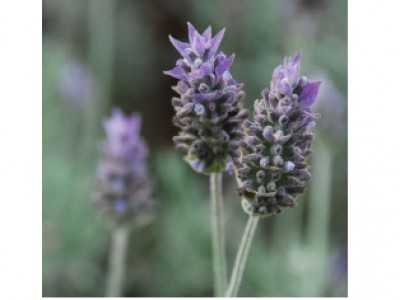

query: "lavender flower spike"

left=164, top=22, right=248, bottom=174
left=236, top=52, right=321, bottom=217
left=93, top=108, right=153, bottom=226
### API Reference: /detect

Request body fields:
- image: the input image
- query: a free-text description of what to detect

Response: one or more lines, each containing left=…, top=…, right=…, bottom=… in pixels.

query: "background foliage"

left=43, top=0, right=347, bottom=296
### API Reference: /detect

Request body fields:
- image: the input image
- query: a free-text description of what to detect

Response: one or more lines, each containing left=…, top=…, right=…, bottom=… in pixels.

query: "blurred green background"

left=42, top=0, right=347, bottom=297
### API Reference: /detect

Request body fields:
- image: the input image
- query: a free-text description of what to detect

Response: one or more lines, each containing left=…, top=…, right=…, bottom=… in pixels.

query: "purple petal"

left=298, top=81, right=321, bottom=107
left=202, top=26, right=212, bottom=41
left=192, top=93, right=211, bottom=101
left=187, top=22, right=197, bottom=45
left=274, top=76, right=291, bottom=95
left=215, top=54, right=234, bottom=76
left=226, top=77, right=241, bottom=88
left=189, top=63, right=211, bottom=80
left=169, top=35, right=190, bottom=57
left=193, top=31, right=206, bottom=57
left=198, top=63, right=212, bottom=77
left=127, top=114, right=141, bottom=136
left=222, top=71, right=241, bottom=88
left=293, top=51, right=302, bottom=64
left=104, top=109, right=123, bottom=133
left=163, top=65, right=188, bottom=81
left=208, top=28, right=225, bottom=58
left=192, top=91, right=222, bottom=101
left=288, top=51, right=302, bottom=85
left=172, top=81, right=189, bottom=95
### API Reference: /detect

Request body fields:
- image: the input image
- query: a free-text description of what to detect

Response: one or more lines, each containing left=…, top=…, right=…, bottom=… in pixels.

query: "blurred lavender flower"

left=236, top=52, right=321, bottom=217
left=93, top=108, right=153, bottom=226
left=312, top=73, right=346, bottom=143
left=164, top=22, right=248, bottom=174
left=58, top=61, right=93, bottom=105
left=329, top=247, right=348, bottom=292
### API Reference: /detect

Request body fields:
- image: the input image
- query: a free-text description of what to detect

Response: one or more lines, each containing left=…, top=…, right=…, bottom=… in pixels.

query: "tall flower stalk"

left=164, top=22, right=247, bottom=296
left=225, top=215, right=259, bottom=297
left=227, top=52, right=321, bottom=297
left=210, top=172, right=227, bottom=296
left=93, top=108, right=153, bottom=297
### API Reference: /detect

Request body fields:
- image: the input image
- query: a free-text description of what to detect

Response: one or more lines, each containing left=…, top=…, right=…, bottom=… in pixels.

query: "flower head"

left=236, top=52, right=321, bottom=217
left=93, top=108, right=153, bottom=226
left=164, top=22, right=248, bottom=174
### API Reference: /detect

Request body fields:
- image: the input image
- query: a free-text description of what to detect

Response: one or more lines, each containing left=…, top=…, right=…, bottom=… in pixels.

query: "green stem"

left=308, top=139, right=332, bottom=249
left=85, top=0, right=115, bottom=157
left=306, top=139, right=332, bottom=295
left=225, top=215, right=259, bottom=297
left=106, top=225, right=129, bottom=297
left=210, top=172, right=228, bottom=296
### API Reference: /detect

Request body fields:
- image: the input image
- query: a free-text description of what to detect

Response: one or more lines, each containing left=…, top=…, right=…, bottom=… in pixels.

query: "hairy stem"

left=210, top=172, right=228, bottom=296
left=225, top=215, right=259, bottom=297
left=106, top=225, right=129, bottom=297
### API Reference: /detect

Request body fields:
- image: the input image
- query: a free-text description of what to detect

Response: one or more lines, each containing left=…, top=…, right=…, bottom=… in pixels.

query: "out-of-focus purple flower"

left=164, top=22, right=248, bottom=174
left=93, top=108, right=153, bottom=226
left=312, top=73, right=346, bottom=143
left=102, top=109, right=147, bottom=169
left=58, top=62, right=93, bottom=105
left=328, top=247, right=348, bottom=294
left=237, top=52, right=321, bottom=217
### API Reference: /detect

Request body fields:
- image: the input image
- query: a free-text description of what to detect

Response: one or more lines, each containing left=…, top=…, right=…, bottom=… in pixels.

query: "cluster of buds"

left=164, top=22, right=248, bottom=174
left=93, top=109, right=153, bottom=227
left=236, top=52, right=321, bottom=217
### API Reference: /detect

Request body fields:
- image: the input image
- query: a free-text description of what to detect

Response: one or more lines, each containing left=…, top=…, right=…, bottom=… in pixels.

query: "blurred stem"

left=88, top=0, right=115, bottom=102
left=308, top=139, right=332, bottom=247
left=307, top=138, right=332, bottom=295
left=106, top=225, right=129, bottom=297
left=210, top=172, right=228, bottom=296
left=84, top=0, right=116, bottom=156
left=225, top=215, right=259, bottom=297
left=272, top=199, right=303, bottom=251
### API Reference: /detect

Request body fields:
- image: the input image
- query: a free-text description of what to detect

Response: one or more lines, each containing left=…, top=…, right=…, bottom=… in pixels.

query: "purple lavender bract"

left=93, top=108, right=153, bottom=226
left=237, top=52, right=321, bottom=217
left=164, top=22, right=248, bottom=174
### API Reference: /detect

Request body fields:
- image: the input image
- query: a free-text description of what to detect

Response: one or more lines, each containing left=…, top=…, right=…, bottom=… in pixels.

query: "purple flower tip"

left=271, top=51, right=303, bottom=96
left=293, top=51, right=302, bottom=64
left=168, top=35, right=190, bottom=57
left=165, top=23, right=226, bottom=65
left=102, top=108, right=147, bottom=162
left=163, top=65, right=187, bottom=81
left=165, top=23, right=247, bottom=174
left=104, top=108, right=141, bottom=140
left=298, top=81, right=322, bottom=107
